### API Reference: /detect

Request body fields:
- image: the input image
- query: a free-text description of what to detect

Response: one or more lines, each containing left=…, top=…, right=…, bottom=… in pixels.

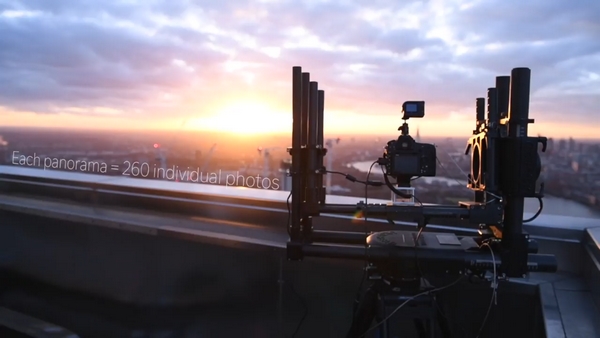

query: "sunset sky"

left=0, top=0, right=599, bottom=139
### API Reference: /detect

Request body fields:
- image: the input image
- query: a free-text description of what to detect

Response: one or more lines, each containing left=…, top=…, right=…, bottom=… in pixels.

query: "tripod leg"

left=434, top=296, right=453, bottom=338
left=414, top=319, right=428, bottom=338
left=375, top=292, right=388, bottom=338
left=347, top=284, right=379, bottom=338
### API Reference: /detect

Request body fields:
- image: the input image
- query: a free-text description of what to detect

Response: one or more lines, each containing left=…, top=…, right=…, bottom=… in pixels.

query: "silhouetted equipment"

left=286, top=66, right=557, bottom=337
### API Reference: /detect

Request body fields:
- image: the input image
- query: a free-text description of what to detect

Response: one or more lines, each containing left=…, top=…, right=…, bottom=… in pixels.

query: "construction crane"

left=200, top=143, right=217, bottom=172
left=325, top=137, right=341, bottom=194
left=257, top=146, right=281, bottom=178
left=154, top=143, right=167, bottom=179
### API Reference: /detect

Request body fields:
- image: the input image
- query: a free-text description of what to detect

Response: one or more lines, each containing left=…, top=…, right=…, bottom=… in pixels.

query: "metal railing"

left=2, top=165, right=597, bottom=243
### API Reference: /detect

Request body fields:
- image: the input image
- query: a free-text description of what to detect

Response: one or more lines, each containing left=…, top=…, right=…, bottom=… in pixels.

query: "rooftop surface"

left=0, top=165, right=599, bottom=337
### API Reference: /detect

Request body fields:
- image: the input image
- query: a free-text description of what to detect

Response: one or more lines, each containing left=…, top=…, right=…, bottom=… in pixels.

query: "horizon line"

left=1, top=125, right=599, bottom=142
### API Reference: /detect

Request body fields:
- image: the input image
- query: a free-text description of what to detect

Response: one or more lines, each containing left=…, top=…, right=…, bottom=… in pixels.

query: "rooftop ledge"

left=0, top=165, right=598, bottom=245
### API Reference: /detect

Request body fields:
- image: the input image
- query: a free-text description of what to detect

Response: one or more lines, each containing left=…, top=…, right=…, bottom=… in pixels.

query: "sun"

left=186, top=101, right=291, bottom=135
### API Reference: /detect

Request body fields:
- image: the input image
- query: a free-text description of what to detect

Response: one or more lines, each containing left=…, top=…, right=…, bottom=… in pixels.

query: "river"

left=348, top=161, right=600, bottom=219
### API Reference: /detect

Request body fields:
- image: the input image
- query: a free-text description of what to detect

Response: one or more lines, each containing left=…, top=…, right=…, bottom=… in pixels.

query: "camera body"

left=384, top=135, right=436, bottom=178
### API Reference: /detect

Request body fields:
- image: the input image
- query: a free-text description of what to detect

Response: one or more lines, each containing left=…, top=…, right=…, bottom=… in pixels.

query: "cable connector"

left=536, top=182, right=545, bottom=198
left=321, top=169, right=383, bottom=187
left=377, top=157, right=388, bottom=166
left=345, top=174, right=383, bottom=187
left=345, top=174, right=358, bottom=183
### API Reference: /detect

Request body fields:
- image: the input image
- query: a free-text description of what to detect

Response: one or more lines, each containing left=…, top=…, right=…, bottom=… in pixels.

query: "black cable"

left=322, top=169, right=383, bottom=187
left=523, top=196, right=543, bottom=223
left=352, top=161, right=378, bottom=318
left=286, top=191, right=292, bottom=236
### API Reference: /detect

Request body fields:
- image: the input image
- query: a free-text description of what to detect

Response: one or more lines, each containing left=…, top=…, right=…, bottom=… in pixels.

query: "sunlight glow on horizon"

left=1, top=104, right=599, bottom=140
left=185, top=101, right=291, bottom=135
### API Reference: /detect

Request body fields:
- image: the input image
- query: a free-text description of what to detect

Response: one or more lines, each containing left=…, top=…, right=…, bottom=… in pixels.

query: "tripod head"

left=285, top=66, right=557, bottom=279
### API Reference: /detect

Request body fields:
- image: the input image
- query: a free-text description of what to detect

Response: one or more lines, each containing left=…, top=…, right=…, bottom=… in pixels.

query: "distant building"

left=572, top=161, right=579, bottom=173
left=195, top=150, right=202, bottom=167
left=569, top=137, right=576, bottom=152
left=547, top=138, right=554, bottom=152
left=0, top=135, right=7, bottom=164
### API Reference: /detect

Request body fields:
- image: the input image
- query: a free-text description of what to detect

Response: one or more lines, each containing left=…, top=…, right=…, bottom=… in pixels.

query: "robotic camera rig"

left=286, top=66, right=557, bottom=337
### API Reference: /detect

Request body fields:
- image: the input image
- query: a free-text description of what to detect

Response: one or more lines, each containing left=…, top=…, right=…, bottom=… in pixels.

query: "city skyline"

left=0, top=1, right=599, bottom=139
left=1, top=126, right=599, bottom=218
left=3, top=125, right=600, bottom=144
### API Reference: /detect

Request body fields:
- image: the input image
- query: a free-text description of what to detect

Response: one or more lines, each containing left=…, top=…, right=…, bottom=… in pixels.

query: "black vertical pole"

left=290, top=67, right=302, bottom=241
left=302, top=81, right=319, bottom=240
left=487, top=88, right=499, bottom=126
left=301, top=73, right=310, bottom=146
left=300, top=73, right=311, bottom=238
left=486, top=87, right=498, bottom=194
left=495, top=76, right=510, bottom=120
left=317, top=90, right=325, bottom=203
left=503, top=67, right=531, bottom=277
left=476, top=98, right=485, bottom=124
left=307, top=81, right=319, bottom=205
left=496, top=75, right=511, bottom=138
left=507, top=68, right=531, bottom=138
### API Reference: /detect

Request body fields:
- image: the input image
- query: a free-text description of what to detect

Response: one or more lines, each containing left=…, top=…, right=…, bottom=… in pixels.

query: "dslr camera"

left=382, top=101, right=436, bottom=181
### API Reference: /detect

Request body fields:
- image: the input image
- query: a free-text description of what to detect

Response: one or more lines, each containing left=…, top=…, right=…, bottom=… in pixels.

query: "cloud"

left=0, top=3, right=230, bottom=116
left=0, top=0, right=598, bottom=129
